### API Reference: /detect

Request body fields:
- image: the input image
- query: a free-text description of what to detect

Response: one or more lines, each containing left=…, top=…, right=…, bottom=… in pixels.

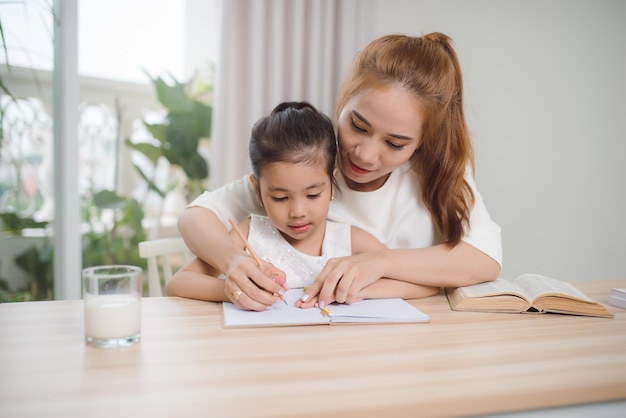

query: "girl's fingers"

left=299, top=281, right=321, bottom=304
left=294, top=294, right=318, bottom=309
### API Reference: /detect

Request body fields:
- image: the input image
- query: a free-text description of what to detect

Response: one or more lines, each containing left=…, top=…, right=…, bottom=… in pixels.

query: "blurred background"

left=1, top=0, right=624, bottom=301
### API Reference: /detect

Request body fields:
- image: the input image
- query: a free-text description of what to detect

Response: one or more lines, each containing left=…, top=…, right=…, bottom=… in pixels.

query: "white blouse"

left=247, top=215, right=351, bottom=288
left=189, top=162, right=502, bottom=266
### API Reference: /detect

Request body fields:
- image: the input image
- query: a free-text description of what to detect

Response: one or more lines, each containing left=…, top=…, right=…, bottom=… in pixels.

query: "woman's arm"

left=177, top=207, right=239, bottom=274
left=178, top=206, right=240, bottom=272
left=177, top=207, right=286, bottom=310
left=301, top=241, right=500, bottom=308
left=297, top=226, right=440, bottom=307
left=359, top=278, right=441, bottom=300
left=382, top=241, right=502, bottom=286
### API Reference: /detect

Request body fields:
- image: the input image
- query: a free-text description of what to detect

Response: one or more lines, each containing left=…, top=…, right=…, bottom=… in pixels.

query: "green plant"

left=0, top=212, right=47, bottom=233
left=0, top=212, right=52, bottom=302
left=13, top=237, right=53, bottom=300
left=0, top=281, right=32, bottom=302
left=126, top=72, right=212, bottom=203
left=81, top=189, right=147, bottom=269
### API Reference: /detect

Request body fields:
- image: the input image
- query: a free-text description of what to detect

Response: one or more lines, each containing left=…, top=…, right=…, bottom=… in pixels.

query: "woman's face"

left=337, top=84, right=423, bottom=192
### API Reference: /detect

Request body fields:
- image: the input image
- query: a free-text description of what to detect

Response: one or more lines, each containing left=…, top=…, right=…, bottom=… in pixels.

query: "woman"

left=177, top=32, right=501, bottom=311
left=167, top=102, right=436, bottom=309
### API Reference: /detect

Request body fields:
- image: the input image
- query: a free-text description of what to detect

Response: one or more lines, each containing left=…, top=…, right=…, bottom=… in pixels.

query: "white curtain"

left=208, top=0, right=374, bottom=189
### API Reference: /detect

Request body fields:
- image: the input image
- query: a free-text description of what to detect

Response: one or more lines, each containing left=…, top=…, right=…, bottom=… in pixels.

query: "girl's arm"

left=166, top=257, right=229, bottom=302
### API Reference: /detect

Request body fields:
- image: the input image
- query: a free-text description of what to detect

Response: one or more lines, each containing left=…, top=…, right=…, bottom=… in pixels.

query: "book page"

left=222, top=289, right=328, bottom=327
left=514, top=274, right=593, bottom=302
left=222, top=288, right=429, bottom=327
left=328, top=298, right=429, bottom=323
left=610, top=288, right=626, bottom=298
left=457, top=278, right=529, bottom=301
left=609, top=288, right=626, bottom=309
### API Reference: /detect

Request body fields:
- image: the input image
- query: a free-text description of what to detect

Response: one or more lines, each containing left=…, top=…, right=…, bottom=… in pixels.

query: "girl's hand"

left=298, top=253, right=384, bottom=308
left=224, top=255, right=288, bottom=311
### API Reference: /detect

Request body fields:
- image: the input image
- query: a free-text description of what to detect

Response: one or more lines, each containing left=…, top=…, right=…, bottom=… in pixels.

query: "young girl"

left=166, top=102, right=438, bottom=308
left=177, top=33, right=502, bottom=311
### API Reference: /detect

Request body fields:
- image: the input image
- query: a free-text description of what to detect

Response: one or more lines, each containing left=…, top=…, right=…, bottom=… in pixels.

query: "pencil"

left=228, top=218, right=262, bottom=266
left=228, top=218, right=287, bottom=305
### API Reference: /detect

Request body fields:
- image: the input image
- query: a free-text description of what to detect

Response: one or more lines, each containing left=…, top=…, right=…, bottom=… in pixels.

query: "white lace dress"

left=247, top=214, right=351, bottom=288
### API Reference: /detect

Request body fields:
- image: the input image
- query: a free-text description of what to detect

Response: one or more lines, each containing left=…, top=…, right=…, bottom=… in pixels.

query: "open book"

left=445, top=274, right=613, bottom=318
left=608, top=288, right=626, bottom=309
left=221, top=288, right=430, bottom=328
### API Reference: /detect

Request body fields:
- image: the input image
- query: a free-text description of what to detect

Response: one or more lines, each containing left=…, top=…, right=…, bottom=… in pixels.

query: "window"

left=0, top=0, right=221, bottom=300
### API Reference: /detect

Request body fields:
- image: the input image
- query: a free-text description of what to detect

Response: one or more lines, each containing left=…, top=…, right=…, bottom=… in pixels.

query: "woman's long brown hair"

left=335, top=33, right=475, bottom=246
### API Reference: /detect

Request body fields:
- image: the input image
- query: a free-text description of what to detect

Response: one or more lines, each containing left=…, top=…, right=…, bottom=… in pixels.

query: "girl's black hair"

left=249, top=101, right=336, bottom=182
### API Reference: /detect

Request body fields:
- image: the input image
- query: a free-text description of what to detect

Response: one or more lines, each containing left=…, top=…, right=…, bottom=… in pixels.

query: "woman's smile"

left=348, top=159, right=373, bottom=175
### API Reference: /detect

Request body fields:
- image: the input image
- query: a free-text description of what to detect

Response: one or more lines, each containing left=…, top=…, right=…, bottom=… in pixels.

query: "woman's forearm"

left=177, top=207, right=241, bottom=275
left=360, top=279, right=440, bottom=299
left=380, top=241, right=501, bottom=288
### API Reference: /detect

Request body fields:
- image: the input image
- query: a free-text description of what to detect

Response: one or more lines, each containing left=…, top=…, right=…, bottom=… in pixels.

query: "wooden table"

left=1, top=280, right=625, bottom=418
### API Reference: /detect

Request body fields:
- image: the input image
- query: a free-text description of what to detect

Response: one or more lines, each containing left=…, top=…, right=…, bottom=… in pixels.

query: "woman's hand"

left=223, top=255, right=288, bottom=311
left=297, top=253, right=385, bottom=309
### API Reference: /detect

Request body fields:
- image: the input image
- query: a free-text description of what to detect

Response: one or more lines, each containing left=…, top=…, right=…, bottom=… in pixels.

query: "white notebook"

left=221, top=288, right=430, bottom=328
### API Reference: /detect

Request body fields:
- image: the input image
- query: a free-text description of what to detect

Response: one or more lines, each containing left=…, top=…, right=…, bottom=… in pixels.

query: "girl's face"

left=256, top=160, right=333, bottom=255
left=337, top=84, right=423, bottom=192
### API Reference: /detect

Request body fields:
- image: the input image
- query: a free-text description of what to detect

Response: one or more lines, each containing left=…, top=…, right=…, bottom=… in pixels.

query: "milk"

left=84, top=294, right=141, bottom=339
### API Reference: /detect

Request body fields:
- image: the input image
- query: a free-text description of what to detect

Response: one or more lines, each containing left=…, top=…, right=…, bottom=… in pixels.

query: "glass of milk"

left=82, top=265, right=143, bottom=348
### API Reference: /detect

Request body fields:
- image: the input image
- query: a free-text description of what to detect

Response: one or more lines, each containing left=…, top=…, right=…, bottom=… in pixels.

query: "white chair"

left=138, top=237, right=193, bottom=297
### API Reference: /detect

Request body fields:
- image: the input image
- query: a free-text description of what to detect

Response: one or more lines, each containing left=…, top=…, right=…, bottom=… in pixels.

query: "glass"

left=82, top=265, right=142, bottom=348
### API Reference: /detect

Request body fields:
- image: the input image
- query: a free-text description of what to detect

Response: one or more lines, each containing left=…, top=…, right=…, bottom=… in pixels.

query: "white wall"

left=372, top=0, right=626, bottom=281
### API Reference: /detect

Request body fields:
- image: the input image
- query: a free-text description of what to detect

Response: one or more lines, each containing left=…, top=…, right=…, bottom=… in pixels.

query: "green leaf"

left=15, top=246, right=40, bottom=275
left=133, top=163, right=166, bottom=199
left=179, top=152, right=209, bottom=180
left=192, top=100, right=212, bottom=138
left=143, top=122, right=168, bottom=145
left=92, top=190, right=127, bottom=210
left=152, top=76, right=192, bottom=113
left=125, top=139, right=163, bottom=166
left=0, top=212, right=48, bottom=234
left=120, top=198, right=146, bottom=230
left=166, top=113, right=197, bottom=157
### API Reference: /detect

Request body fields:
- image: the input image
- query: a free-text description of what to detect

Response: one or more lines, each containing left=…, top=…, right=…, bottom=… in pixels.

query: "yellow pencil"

left=228, top=218, right=287, bottom=305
